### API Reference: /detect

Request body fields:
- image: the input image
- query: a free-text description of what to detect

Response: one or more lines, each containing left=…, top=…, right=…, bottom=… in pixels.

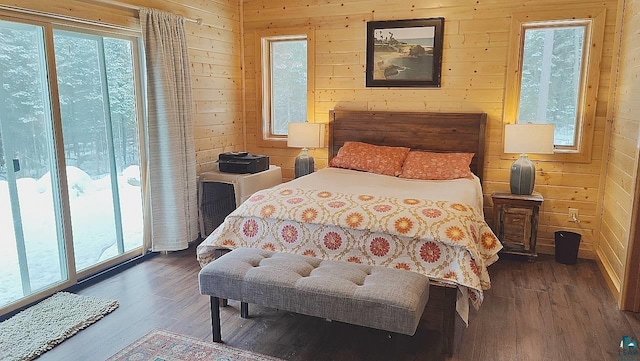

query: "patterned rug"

left=0, top=292, right=119, bottom=361
left=107, top=329, right=284, bottom=361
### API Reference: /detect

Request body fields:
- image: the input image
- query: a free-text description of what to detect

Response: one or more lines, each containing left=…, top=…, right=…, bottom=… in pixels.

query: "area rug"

left=107, top=328, right=284, bottom=361
left=0, top=292, right=118, bottom=361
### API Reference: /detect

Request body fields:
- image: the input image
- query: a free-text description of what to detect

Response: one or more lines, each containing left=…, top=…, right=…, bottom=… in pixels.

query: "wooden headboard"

left=328, top=110, right=487, bottom=182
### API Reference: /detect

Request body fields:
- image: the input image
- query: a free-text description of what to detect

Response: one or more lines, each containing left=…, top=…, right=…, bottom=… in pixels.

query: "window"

left=518, top=24, right=585, bottom=147
left=503, top=10, right=605, bottom=162
left=257, top=28, right=314, bottom=144
left=269, top=37, right=307, bottom=135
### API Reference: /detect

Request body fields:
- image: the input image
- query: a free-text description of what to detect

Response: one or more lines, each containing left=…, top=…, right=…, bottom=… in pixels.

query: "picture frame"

left=366, top=18, right=444, bottom=88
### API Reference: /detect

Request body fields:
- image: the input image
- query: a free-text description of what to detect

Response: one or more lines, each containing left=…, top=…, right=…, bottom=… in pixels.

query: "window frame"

left=255, top=27, right=315, bottom=147
left=503, top=9, right=605, bottom=163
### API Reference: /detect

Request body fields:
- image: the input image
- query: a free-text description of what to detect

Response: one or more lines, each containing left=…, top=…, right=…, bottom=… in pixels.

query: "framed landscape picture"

left=366, top=18, right=444, bottom=87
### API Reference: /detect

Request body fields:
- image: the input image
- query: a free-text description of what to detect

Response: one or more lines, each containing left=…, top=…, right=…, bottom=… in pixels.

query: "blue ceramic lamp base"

left=510, top=154, right=535, bottom=195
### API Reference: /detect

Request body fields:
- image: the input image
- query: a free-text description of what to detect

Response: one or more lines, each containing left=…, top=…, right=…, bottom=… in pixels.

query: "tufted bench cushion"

left=198, top=247, right=430, bottom=341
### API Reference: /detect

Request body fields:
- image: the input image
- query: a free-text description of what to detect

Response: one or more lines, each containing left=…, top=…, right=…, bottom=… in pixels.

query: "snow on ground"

left=0, top=165, right=142, bottom=307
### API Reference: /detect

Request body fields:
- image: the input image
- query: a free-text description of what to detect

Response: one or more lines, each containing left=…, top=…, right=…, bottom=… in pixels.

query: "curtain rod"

left=0, top=4, right=137, bottom=32
left=92, top=0, right=204, bottom=25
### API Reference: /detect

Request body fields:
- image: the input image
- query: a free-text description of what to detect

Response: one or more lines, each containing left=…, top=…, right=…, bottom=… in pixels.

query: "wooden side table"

left=491, top=192, right=543, bottom=261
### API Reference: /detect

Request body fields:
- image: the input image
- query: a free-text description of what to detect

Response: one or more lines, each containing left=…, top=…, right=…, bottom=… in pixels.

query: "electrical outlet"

left=568, top=208, right=579, bottom=222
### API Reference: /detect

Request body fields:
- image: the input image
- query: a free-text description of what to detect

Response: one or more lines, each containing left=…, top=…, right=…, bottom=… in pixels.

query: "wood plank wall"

left=0, top=0, right=243, bottom=174
left=598, top=0, right=640, bottom=297
left=9, top=0, right=635, bottom=300
left=242, top=0, right=620, bottom=260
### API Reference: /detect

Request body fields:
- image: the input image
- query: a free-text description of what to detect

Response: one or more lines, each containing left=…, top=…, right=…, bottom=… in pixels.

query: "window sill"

left=500, top=148, right=593, bottom=163
left=256, top=136, right=289, bottom=149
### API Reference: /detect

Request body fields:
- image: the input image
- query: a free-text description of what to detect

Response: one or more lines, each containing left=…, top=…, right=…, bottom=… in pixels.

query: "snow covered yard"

left=0, top=165, right=143, bottom=307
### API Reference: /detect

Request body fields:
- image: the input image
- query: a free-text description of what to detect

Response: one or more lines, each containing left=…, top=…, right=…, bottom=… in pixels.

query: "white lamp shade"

left=504, top=123, right=555, bottom=154
left=287, top=122, right=325, bottom=148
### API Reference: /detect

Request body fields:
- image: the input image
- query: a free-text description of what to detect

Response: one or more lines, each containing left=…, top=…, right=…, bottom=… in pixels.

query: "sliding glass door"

left=53, top=30, right=143, bottom=272
left=0, top=16, right=145, bottom=313
left=0, top=19, right=68, bottom=309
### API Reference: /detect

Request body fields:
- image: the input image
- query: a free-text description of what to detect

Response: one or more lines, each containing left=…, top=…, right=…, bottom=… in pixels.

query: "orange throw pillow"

left=329, top=142, right=410, bottom=176
left=399, top=151, right=474, bottom=180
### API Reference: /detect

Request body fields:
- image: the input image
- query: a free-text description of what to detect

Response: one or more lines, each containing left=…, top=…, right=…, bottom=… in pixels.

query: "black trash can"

left=555, top=231, right=581, bottom=265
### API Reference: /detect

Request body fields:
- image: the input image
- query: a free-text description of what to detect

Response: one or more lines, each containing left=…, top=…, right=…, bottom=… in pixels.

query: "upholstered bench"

left=198, top=247, right=430, bottom=342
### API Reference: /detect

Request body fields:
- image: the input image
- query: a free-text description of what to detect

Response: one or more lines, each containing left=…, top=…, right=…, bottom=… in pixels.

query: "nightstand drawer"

left=502, top=207, right=533, bottom=251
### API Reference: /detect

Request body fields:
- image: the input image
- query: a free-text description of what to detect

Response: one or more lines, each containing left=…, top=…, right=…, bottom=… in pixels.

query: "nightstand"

left=491, top=192, right=543, bottom=261
left=198, top=165, right=282, bottom=237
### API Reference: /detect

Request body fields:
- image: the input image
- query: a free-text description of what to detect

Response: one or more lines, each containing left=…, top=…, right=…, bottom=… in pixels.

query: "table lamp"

left=504, top=123, right=554, bottom=195
left=287, top=122, right=325, bottom=178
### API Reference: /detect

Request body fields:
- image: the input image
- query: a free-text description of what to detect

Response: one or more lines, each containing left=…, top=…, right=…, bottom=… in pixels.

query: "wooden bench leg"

left=241, top=302, right=248, bottom=318
left=210, top=296, right=222, bottom=342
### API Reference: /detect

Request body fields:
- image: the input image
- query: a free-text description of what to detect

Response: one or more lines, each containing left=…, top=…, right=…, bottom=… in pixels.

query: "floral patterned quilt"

left=196, top=185, right=502, bottom=311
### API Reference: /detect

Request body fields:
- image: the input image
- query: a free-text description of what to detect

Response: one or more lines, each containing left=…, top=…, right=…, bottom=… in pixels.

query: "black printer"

left=218, top=152, right=269, bottom=174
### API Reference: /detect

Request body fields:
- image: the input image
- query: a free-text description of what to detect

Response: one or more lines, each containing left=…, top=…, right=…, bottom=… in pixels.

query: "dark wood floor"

left=38, top=245, right=640, bottom=361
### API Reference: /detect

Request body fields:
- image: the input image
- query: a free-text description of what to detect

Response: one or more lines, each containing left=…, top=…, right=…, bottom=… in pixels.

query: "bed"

left=196, top=109, right=500, bottom=354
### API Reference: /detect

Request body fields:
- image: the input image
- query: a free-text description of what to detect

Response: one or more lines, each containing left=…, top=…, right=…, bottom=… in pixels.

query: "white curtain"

left=139, top=8, right=198, bottom=252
